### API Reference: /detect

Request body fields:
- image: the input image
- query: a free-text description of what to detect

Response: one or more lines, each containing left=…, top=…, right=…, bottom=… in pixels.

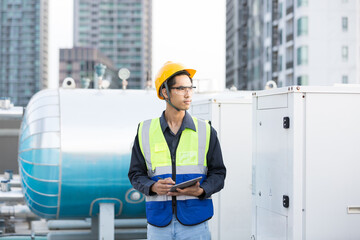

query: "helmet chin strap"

left=163, top=82, right=181, bottom=112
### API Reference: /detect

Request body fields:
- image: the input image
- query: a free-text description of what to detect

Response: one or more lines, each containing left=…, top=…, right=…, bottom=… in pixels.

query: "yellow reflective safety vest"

left=138, top=116, right=213, bottom=226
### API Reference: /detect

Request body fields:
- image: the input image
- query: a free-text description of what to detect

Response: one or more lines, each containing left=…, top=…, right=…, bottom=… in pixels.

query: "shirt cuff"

left=198, top=187, right=207, bottom=200
left=144, top=180, right=156, bottom=196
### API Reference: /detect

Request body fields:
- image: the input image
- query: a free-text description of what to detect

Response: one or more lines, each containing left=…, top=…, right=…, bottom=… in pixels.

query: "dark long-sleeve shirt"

left=128, top=111, right=226, bottom=199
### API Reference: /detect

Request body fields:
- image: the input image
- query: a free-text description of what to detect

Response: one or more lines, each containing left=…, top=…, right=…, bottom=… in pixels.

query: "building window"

left=267, top=0, right=271, bottom=13
left=297, top=75, right=308, bottom=85
left=80, top=61, right=86, bottom=71
left=266, top=22, right=271, bottom=38
left=266, top=47, right=271, bottom=62
left=297, top=17, right=308, bottom=36
left=66, top=62, right=72, bottom=71
left=286, top=46, right=294, bottom=69
left=342, top=17, right=348, bottom=32
left=279, top=55, right=283, bottom=71
left=297, top=0, right=308, bottom=7
left=297, top=46, right=308, bottom=65
left=279, top=29, right=283, bottom=44
left=286, top=19, right=294, bottom=41
left=279, top=3, right=283, bottom=19
left=342, top=46, right=348, bottom=61
left=342, top=75, right=348, bottom=84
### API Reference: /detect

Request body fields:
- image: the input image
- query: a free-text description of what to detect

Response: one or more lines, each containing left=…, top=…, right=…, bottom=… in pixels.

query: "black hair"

left=166, top=70, right=192, bottom=88
left=160, top=70, right=193, bottom=97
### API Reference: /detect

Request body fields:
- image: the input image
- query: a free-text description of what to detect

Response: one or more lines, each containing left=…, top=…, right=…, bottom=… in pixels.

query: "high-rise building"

left=0, top=0, right=48, bottom=106
left=247, top=0, right=264, bottom=90
left=226, top=0, right=249, bottom=90
left=227, top=0, right=360, bottom=90
left=73, top=0, right=152, bottom=89
left=59, top=47, right=119, bottom=89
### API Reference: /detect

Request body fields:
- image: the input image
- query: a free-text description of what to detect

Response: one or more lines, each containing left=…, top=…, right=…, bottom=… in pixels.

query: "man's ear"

left=161, top=87, right=169, bottom=99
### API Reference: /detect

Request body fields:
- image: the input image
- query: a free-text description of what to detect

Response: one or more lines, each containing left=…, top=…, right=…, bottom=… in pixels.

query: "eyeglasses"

left=170, top=86, right=196, bottom=95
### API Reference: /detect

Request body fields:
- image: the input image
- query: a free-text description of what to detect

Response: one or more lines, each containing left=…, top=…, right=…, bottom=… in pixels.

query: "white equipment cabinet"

left=190, top=92, right=252, bottom=240
left=252, top=86, right=360, bottom=240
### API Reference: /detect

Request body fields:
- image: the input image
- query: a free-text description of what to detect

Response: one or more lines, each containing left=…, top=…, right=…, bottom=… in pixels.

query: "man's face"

left=167, top=75, right=193, bottom=111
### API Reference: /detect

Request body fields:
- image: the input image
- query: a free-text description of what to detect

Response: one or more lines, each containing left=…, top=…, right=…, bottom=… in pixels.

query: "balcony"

left=272, top=0, right=279, bottom=20
left=286, top=5, right=294, bottom=15
left=286, top=61, right=293, bottom=69
left=272, top=26, right=279, bottom=46
left=240, top=61, right=247, bottom=68
left=241, top=13, right=248, bottom=27
left=241, top=40, right=247, bottom=48
left=286, top=33, right=293, bottom=42
left=272, top=52, right=278, bottom=72
left=272, top=35, right=278, bottom=46
left=272, top=63, right=278, bottom=73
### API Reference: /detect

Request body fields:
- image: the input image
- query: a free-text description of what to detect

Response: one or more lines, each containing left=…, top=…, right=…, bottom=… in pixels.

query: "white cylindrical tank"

left=18, top=89, right=164, bottom=219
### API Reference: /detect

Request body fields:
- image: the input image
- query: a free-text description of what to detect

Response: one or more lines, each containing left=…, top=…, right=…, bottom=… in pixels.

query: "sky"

left=48, top=0, right=226, bottom=91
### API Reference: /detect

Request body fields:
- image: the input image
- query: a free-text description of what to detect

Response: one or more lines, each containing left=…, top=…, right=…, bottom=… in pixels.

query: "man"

left=128, top=61, right=226, bottom=240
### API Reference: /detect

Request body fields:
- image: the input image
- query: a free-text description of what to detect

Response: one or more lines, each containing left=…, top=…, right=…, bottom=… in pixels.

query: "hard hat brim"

left=185, top=69, right=196, bottom=79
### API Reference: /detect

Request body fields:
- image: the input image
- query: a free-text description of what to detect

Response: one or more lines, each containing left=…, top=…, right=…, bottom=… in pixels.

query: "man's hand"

left=151, top=177, right=175, bottom=195
left=167, top=182, right=204, bottom=197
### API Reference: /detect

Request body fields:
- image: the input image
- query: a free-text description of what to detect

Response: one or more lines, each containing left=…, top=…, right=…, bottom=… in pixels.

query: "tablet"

left=169, top=176, right=203, bottom=192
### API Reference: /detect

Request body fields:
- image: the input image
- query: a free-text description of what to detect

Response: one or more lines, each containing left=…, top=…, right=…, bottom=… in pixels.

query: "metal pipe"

left=115, top=219, right=147, bottom=228
left=48, top=218, right=147, bottom=230
left=0, top=129, right=19, bottom=137
left=47, top=229, right=147, bottom=240
left=0, top=107, right=23, bottom=120
left=0, top=205, right=37, bottom=219
left=0, top=188, right=24, bottom=202
left=48, top=220, right=91, bottom=230
left=9, top=179, right=21, bottom=188
left=0, top=175, right=22, bottom=188
left=114, top=229, right=147, bottom=239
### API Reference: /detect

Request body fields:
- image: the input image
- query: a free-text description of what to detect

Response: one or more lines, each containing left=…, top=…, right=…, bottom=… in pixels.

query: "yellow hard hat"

left=155, top=61, right=196, bottom=100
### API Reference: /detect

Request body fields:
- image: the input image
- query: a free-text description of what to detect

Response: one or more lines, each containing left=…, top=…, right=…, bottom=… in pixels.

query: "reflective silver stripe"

left=147, top=196, right=196, bottom=201
left=176, top=165, right=207, bottom=175
left=146, top=195, right=211, bottom=202
left=141, top=119, right=152, bottom=174
left=151, top=166, right=172, bottom=176
left=177, top=195, right=212, bottom=201
left=146, top=195, right=172, bottom=202
left=153, top=165, right=206, bottom=175
left=178, top=196, right=197, bottom=201
left=197, top=119, right=207, bottom=167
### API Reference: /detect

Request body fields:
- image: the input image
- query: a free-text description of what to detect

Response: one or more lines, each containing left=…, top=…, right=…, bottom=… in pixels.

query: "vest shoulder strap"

left=192, top=117, right=211, bottom=167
